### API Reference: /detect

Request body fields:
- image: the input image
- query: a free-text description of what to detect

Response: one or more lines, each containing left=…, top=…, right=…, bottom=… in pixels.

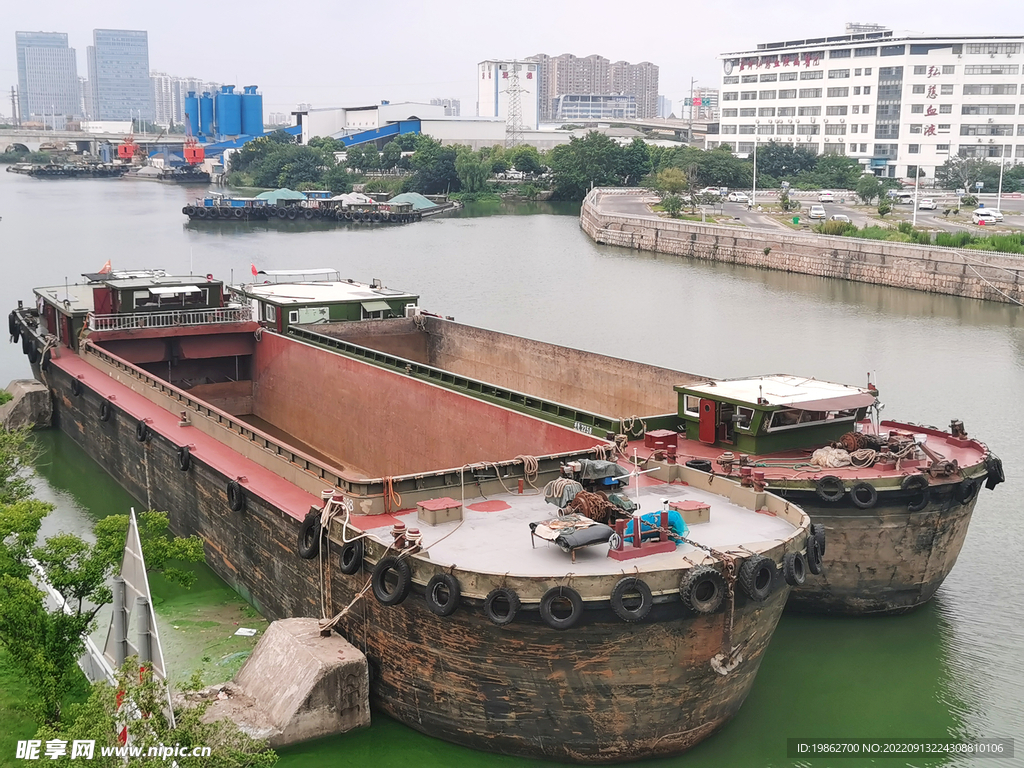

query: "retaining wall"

left=580, top=189, right=1024, bottom=304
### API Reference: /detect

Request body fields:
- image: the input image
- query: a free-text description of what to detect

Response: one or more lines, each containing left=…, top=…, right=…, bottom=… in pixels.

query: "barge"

left=243, top=309, right=1003, bottom=616
left=10, top=270, right=817, bottom=763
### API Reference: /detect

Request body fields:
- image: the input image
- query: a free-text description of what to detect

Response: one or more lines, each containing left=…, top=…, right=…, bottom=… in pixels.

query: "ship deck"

left=349, top=468, right=800, bottom=577
left=625, top=422, right=990, bottom=483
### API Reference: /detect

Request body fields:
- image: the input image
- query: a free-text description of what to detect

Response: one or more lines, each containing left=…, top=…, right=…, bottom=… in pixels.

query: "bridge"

left=0, top=128, right=192, bottom=154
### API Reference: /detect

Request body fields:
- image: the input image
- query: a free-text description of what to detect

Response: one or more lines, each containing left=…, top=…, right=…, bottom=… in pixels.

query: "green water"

left=1, top=171, right=1019, bottom=767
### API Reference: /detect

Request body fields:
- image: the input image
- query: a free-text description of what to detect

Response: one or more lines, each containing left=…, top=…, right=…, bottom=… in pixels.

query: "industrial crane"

left=183, top=113, right=204, bottom=166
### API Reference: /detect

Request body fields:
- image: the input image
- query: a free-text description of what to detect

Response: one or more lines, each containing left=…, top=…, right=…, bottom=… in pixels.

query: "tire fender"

left=484, top=587, right=520, bottom=626
left=539, top=586, right=583, bottom=631
left=783, top=551, right=807, bottom=586
left=424, top=573, right=461, bottom=617
left=371, top=556, right=412, bottom=606
left=338, top=538, right=364, bottom=574
left=227, top=480, right=246, bottom=513
left=738, top=555, right=775, bottom=601
left=610, top=576, right=653, bottom=622
left=680, top=566, right=726, bottom=614
left=850, top=481, right=878, bottom=509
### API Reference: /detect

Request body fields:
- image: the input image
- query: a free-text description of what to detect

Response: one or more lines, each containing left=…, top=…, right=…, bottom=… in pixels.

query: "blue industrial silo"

left=241, top=86, right=263, bottom=136
left=184, top=91, right=200, bottom=137
left=199, top=92, right=214, bottom=136
left=215, top=85, right=242, bottom=137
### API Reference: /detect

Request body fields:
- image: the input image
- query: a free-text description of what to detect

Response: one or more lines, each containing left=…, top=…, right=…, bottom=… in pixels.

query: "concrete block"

left=0, top=379, right=52, bottom=430
left=202, top=618, right=369, bottom=747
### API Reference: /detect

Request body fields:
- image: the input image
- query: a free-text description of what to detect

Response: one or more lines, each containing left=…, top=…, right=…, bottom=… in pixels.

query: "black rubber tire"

left=183, top=206, right=195, bottom=216
left=809, top=522, right=826, bottom=557
left=680, top=566, right=726, bottom=614
left=176, top=445, right=191, bottom=472
left=371, top=212, right=382, bottom=222
left=70, top=378, right=83, bottom=397
left=227, top=480, right=246, bottom=513
left=8, top=311, right=19, bottom=341
left=371, top=556, right=412, bottom=607
left=783, top=551, right=807, bottom=586
left=850, top=481, right=878, bottom=509
left=738, top=555, right=775, bottom=602
left=954, top=477, right=979, bottom=505
left=344, top=211, right=353, bottom=221
left=984, top=455, right=1004, bottom=489
left=338, top=538, right=364, bottom=574
left=287, top=210, right=297, bottom=220
left=233, top=209, right=244, bottom=219
left=902, top=474, right=930, bottom=512
left=815, top=475, right=845, bottom=503
left=424, top=573, right=461, bottom=617
left=40, top=349, right=51, bottom=372
left=806, top=535, right=823, bottom=575
left=21, top=334, right=30, bottom=356
left=297, top=512, right=320, bottom=558
left=99, top=401, right=112, bottom=422
left=135, top=419, right=149, bottom=442
left=685, top=458, right=713, bottom=473
left=484, top=587, right=520, bottom=626
left=303, top=209, right=314, bottom=219
left=610, top=576, right=654, bottom=622
left=539, top=586, right=583, bottom=631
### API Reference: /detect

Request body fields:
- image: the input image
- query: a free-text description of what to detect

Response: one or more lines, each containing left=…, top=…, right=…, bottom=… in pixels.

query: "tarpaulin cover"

left=624, top=510, right=688, bottom=544
left=255, top=188, right=307, bottom=202
left=578, top=459, right=631, bottom=485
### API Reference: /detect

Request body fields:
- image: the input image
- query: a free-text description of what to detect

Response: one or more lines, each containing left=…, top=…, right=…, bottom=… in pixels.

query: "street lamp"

left=912, top=164, right=920, bottom=227
left=687, top=78, right=697, bottom=144
left=997, top=149, right=1005, bottom=213
left=751, top=139, right=758, bottom=209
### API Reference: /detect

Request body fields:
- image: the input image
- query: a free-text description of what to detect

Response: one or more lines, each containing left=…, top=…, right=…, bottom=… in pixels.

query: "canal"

left=0, top=172, right=1020, bottom=767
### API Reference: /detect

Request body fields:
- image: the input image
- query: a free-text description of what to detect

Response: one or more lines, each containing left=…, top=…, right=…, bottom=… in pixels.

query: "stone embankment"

left=580, top=189, right=1024, bottom=305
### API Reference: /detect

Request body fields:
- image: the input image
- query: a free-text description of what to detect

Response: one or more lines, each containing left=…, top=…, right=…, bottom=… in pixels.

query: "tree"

left=655, top=167, right=687, bottom=194
left=454, top=148, right=491, bottom=193
left=323, top=165, right=353, bottom=194
left=813, top=154, right=863, bottom=190
left=0, top=427, right=38, bottom=506
left=506, top=144, right=543, bottom=175
left=661, top=195, right=683, bottom=217
left=547, top=131, right=624, bottom=200
left=619, top=138, right=652, bottom=186
left=407, top=136, right=460, bottom=194
left=877, top=200, right=892, bottom=217
left=935, top=155, right=990, bottom=192
left=380, top=141, right=402, bottom=171
left=754, top=141, right=817, bottom=180
left=345, top=144, right=366, bottom=172
left=856, top=175, right=882, bottom=205
left=34, top=660, right=277, bottom=767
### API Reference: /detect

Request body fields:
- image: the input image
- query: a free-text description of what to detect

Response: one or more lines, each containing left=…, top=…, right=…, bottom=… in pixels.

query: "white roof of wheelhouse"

left=237, top=278, right=417, bottom=306
left=682, top=375, right=876, bottom=409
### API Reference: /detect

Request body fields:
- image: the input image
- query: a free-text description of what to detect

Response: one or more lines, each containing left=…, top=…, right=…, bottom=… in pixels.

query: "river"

left=0, top=171, right=1020, bottom=768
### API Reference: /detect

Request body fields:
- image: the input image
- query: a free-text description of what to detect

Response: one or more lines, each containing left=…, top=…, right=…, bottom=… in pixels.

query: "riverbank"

left=581, top=188, right=1024, bottom=305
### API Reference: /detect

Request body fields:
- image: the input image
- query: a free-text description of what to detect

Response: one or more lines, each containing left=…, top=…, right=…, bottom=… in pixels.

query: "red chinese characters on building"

left=925, top=105, right=938, bottom=116
left=927, top=85, right=937, bottom=99
left=526, top=72, right=532, bottom=79
left=927, top=66, right=940, bottom=78
left=924, top=125, right=937, bottom=136
left=502, top=71, right=508, bottom=79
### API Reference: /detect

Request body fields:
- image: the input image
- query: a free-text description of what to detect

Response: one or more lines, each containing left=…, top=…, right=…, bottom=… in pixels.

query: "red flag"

left=251, top=264, right=258, bottom=278
left=98, top=259, right=112, bottom=274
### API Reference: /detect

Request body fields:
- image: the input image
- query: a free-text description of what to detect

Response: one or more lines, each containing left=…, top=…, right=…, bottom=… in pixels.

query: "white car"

left=918, top=199, right=937, bottom=210
left=829, top=214, right=851, bottom=223
left=698, top=187, right=723, bottom=197
left=972, top=208, right=1003, bottom=225
left=809, top=205, right=827, bottom=219
left=726, top=192, right=749, bottom=203
left=818, top=191, right=835, bottom=202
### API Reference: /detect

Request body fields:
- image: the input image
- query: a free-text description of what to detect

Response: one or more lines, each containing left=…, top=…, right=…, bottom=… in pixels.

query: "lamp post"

left=688, top=78, right=697, bottom=145
left=997, top=150, right=1005, bottom=213
left=912, top=164, right=920, bottom=227
left=751, top=139, right=758, bottom=209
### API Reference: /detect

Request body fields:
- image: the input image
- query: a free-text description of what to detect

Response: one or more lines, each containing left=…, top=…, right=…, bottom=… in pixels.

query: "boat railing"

left=87, top=306, right=253, bottom=331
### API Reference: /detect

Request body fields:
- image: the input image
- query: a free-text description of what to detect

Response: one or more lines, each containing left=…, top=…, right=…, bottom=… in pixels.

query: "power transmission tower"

left=504, top=62, right=525, bottom=148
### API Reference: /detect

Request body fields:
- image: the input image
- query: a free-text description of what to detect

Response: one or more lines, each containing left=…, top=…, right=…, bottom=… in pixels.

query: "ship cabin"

left=233, top=270, right=420, bottom=334
left=674, top=375, right=879, bottom=454
left=33, top=269, right=236, bottom=353
left=302, top=190, right=332, bottom=200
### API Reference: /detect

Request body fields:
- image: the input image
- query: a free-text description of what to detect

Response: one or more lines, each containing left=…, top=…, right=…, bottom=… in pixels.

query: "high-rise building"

left=525, top=53, right=660, bottom=121
left=429, top=97, right=461, bottom=116
left=716, top=28, right=1024, bottom=177
left=15, top=31, right=81, bottom=125
left=694, top=87, right=720, bottom=120
left=87, top=29, right=152, bottom=121
left=477, top=60, right=540, bottom=129
left=657, top=95, right=673, bottom=118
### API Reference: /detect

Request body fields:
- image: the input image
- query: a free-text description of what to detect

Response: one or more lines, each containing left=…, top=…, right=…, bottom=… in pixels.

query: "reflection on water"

left=2, top=171, right=1022, bottom=767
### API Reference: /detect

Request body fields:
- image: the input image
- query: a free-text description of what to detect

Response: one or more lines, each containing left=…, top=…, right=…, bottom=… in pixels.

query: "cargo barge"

left=251, top=309, right=1003, bottom=616
left=10, top=270, right=816, bottom=763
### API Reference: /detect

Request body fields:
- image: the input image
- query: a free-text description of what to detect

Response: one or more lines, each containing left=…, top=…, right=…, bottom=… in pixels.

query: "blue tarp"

left=623, top=510, right=688, bottom=545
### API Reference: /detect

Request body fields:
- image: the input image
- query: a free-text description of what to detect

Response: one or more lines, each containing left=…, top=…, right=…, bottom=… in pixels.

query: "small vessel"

left=11, top=268, right=819, bottom=762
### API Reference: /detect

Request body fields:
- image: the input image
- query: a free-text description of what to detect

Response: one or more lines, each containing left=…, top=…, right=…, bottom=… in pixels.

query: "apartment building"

left=524, top=53, right=659, bottom=121
left=715, top=30, right=1024, bottom=178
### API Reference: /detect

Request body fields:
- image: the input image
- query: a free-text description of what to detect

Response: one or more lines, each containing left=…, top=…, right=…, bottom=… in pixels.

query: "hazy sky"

left=3, top=2, right=1023, bottom=117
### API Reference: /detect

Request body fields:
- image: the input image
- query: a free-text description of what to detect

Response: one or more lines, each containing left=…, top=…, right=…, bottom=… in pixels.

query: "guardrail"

left=88, top=306, right=253, bottom=331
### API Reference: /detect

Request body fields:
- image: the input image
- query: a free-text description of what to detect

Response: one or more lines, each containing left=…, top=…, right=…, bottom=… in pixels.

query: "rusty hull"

left=39, top=359, right=802, bottom=763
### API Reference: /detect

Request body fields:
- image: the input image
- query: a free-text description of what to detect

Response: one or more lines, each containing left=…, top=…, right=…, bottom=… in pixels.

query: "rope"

left=620, top=415, right=648, bottom=438
left=515, top=455, right=539, bottom=490
left=954, top=252, right=1024, bottom=307
left=382, top=476, right=401, bottom=515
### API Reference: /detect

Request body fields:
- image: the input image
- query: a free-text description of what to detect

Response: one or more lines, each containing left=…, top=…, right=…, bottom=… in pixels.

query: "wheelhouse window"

left=766, top=408, right=857, bottom=431
left=683, top=395, right=700, bottom=416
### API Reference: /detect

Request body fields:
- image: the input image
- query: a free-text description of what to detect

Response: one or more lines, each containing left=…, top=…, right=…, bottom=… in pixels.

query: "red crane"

left=183, top=112, right=204, bottom=165
left=117, top=121, right=139, bottom=161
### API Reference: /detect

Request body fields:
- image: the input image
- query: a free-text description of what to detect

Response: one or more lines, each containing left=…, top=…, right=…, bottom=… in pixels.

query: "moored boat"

left=10, top=269, right=819, bottom=762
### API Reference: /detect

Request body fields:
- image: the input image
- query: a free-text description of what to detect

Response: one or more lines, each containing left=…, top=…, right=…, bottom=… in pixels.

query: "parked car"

left=809, top=205, right=827, bottom=219
left=972, top=208, right=1004, bottom=225
left=918, top=199, right=937, bottom=210
left=726, top=192, right=749, bottom=203
left=829, top=214, right=851, bottom=222
left=698, top=187, right=723, bottom=197
left=818, top=191, right=835, bottom=202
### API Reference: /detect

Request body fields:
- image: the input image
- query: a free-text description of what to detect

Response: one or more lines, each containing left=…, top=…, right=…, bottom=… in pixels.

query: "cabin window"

left=265, top=304, right=276, bottom=322
left=683, top=395, right=700, bottom=416
left=289, top=310, right=299, bottom=324
left=767, top=408, right=858, bottom=431
left=736, top=407, right=754, bottom=430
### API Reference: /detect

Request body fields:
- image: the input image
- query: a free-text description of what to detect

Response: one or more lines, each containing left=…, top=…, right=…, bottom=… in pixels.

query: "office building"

left=555, top=94, right=637, bottom=121
left=149, top=73, right=219, bottom=128
left=87, top=29, right=152, bottom=121
left=525, top=53, right=660, bottom=121
left=716, top=28, right=1024, bottom=177
left=15, top=31, right=81, bottom=125
left=694, top=87, right=720, bottom=121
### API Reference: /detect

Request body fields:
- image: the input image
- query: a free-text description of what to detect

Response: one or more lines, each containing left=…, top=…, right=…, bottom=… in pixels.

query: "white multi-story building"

left=715, top=29, right=1024, bottom=178
left=429, top=98, right=461, bottom=116
left=477, top=60, right=540, bottom=129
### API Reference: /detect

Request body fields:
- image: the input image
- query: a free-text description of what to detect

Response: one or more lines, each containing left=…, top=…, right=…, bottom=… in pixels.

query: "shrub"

left=960, top=194, right=978, bottom=207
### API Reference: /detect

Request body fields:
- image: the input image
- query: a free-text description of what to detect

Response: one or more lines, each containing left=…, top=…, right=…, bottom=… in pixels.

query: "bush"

left=960, top=194, right=978, bottom=207
left=936, top=231, right=974, bottom=248
left=877, top=200, right=892, bottom=217
left=816, top=220, right=857, bottom=236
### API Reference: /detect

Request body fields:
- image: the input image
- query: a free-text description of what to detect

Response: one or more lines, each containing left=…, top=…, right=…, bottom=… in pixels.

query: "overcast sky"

left=3, top=1, right=1023, bottom=117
